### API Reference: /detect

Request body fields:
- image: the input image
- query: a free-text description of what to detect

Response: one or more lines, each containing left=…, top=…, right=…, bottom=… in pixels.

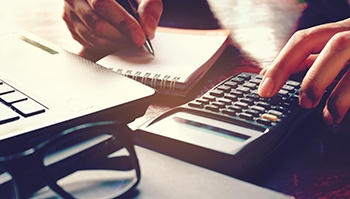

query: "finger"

left=138, top=0, right=163, bottom=38
left=63, top=2, right=95, bottom=47
left=259, top=68, right=267, bottom=75
left=323, top=68, right=350, bottom=125
left=64, top=0, right=135, bottom=52
left=258, top=20, right=350, bottom=97
left=259, top=54, right=318, bottom=76
left=70, top=0, right=127, bottom=42
left=297, top=54, right=318, bottom=72
left=299, top=31, right=350, bottom=109
left=88, top=0, right=146, bottom=46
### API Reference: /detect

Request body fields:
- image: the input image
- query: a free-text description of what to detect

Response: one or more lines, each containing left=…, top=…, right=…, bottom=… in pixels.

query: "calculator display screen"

left=146, top=111, right=262, bottom=154
left=172, top=116, right=249, bottom=143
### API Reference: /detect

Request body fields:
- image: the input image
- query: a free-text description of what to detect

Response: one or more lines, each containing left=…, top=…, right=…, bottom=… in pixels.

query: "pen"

left=125, top=0, right=155, bottom=56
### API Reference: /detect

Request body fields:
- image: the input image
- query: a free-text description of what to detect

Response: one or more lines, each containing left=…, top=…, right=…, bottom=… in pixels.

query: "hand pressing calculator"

left=135, top=72, right=320, bottom=177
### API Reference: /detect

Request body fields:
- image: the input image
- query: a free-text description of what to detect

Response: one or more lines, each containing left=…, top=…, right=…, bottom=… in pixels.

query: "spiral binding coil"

left=114, top=69, right=180, bottom=93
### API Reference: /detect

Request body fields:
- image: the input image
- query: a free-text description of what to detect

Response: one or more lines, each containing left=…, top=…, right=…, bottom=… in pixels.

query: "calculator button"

left=231, top=77, right=245, bottom=84
left=255, top=74, right=263, bottom=79
left=256, top=118, right=272, bottom=126
left=236, top=87, right=250, bottom=94
left=224, top=94, right=238, bottom=101
left=256, top=101, right=270, bottom=108
left=281, top=102, right=292, bottom=108
left=259, top=97, right=270, bottom=102
left=211, top=101, right=226, bottom=108
left=183, top=73, right=305, bottom=131
left=218, top=98, right=232, bottom=105
left=195, top=98, right=210, bottom=105
left=228, top=105, right=243, bottom=112
left=238, top=113, right=253, bottom=120
left=224, top=81, right=238, bottom=88
left=205, top=105, right=220, bottom=112
left=217, top=85, right=231, bottom=92
left=261, top=113, right=278, bottom=122
left=251, top=105, right=265, bottom=113
left=203, top=95, right=216, bottom=101
left=234, top=102, right=249, bottom=109
left=278, top=89, right=289, bottom=96
left=210, top=90, right=224, bottom=97
left=245, top=93, right=260, bottom=100
left=237, top=73, right=251, bottom=80
left=242, top=82, right=256, bottom=89
left=251, top=89, right=259, bottom=95
left=273, top=106, right=289, bottom=114
left=282, top=85, right=295, bottom=91
left=286, top=81, right=300, bottom=87
left=230, top=90, right=244, bottom=97
left=245, top=109, right=260, bottom=117
left=267, top=110, right=283, bottom=118
left=240, top=98, right=254, bottom=105
left=222, top=109, right=236, bottom=116
left=188, top=101, right=204, bottom=108
left=249, top=78, right=261, bottom=84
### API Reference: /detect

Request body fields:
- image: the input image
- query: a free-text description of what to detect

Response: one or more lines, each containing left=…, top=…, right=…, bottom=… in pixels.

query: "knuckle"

left=328, top=32, right=350, bottom=52
left=148, top=0, right=163, bottom=10
left=117, top=19, right=135, bottom=33
left=150, top=0, right=163, bottom=18
left=91, top=22, right=106, bottom=36
left=61, top=11, right=69, bottom=22
left=62, top=2, right=72, bottom=22
left=89, top=0, right=105, bottom=11
left=80, top=28, right=97, bottom=41
left=82, top=12, right=101, bottom=33
left=290, top=29, right=313, bottom=44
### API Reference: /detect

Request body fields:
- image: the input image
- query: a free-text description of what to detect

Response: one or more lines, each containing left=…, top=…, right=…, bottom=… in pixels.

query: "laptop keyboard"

left=0, top=80, right=45, bottom=125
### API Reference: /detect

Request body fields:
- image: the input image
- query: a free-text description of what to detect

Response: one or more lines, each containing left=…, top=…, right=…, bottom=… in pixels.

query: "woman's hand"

left=258, top=18, right=350, bottom=126
left=62, top=0, right=162, bottom=60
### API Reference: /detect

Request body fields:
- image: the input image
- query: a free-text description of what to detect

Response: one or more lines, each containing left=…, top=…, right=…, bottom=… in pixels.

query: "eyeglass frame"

left=0, top=120, right=141, bottom=199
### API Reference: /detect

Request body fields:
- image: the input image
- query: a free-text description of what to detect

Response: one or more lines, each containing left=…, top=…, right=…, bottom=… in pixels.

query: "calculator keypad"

left=187, top=73, right=301, bottom=130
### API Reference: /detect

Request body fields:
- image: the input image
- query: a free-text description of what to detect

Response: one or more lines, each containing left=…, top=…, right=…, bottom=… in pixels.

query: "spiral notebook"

left=97, top=27, right=230, bottom=96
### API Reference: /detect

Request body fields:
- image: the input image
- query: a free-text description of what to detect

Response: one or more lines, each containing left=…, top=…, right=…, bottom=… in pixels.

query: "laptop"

left=0, top=25, right=155, bottom=152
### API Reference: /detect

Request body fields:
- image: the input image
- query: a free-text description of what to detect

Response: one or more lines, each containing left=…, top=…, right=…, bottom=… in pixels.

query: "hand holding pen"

left=62, top=0, right=163, bottom=60
left=121, top=0, right=155, bottom=55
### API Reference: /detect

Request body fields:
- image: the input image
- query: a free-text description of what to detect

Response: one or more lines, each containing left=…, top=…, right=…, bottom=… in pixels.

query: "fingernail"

left=323, top=109, right=336, bottom=127
left=259, top=68, right=267, bottom=75
left=131, top=30, right=145, bottom=46
left=144, top=16, right=157, bottom=37
left=299, top=91, right=313, bottom=108
left=258, top=77, right=274, bottom=97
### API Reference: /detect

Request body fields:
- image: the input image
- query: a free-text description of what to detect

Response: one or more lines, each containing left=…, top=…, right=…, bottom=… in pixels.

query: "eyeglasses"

left=0, top=121, right=140, bottom=199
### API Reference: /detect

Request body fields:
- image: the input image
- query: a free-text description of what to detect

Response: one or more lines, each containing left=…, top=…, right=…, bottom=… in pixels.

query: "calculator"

left=135, top=72, right=320, bottom=177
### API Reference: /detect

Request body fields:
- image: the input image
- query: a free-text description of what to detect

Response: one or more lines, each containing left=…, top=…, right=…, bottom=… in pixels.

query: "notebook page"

left=97, top=27, right=229, bottom=84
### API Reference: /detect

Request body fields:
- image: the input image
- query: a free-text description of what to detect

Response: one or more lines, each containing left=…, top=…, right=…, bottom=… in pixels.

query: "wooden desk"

left=2, top=0, right=350, bottom=198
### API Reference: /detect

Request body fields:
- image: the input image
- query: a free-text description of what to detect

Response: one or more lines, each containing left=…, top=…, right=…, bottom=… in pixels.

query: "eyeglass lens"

left=28, top=130, right=138, bottom=199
